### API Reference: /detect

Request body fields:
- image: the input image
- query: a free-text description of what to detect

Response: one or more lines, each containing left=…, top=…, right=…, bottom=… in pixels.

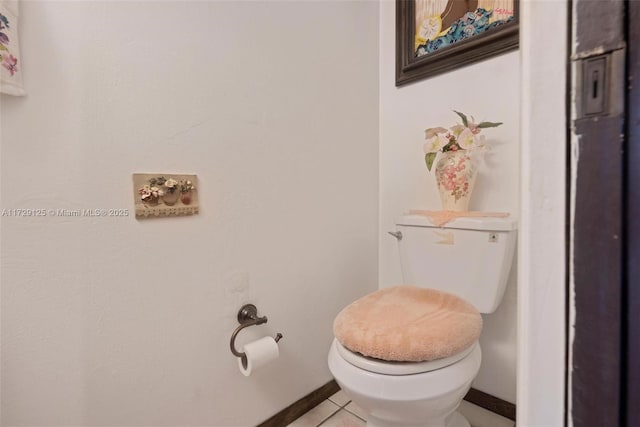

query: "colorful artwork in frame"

left=396, top=0, right=519, bottom=86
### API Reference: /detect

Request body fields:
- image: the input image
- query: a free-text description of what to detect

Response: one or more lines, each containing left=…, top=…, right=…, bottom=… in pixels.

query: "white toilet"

left=328, top=214, right=517, bottom=427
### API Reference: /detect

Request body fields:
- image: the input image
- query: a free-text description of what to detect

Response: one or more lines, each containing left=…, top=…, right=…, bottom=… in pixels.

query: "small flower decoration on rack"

left=138, top=184, right=164, bottom=205
left=145, top=176, right=180, bottom=206
left=133, top=173, right=199, bottom=218
left=179, top=179, right=196, bottom=205
left=179, top=179, right=195, bottom=193
left=423, top=110, right=502, bottom=171
left=164, top=178, right=178, bottom=193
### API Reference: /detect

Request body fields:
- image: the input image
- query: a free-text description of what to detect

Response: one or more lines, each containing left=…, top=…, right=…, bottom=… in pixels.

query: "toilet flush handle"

left=388, top=231, right=403, bottom=240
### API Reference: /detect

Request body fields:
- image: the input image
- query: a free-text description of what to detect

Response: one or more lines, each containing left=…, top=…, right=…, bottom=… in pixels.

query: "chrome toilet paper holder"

left=230, top=304, right=283, bottom=363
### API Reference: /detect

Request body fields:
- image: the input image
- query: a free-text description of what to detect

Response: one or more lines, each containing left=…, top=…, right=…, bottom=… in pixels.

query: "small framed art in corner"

left=396, top=0, right=519, bottom=86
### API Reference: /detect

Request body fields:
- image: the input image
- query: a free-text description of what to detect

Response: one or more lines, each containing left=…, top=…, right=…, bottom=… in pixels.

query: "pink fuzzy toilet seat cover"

left=333, top=285, right=482, bottom=362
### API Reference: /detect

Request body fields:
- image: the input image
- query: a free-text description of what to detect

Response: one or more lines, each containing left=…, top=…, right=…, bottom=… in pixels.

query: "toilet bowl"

left=327, top=214, right=518, bottom=427
left=328, top=339, right=481, bottom=427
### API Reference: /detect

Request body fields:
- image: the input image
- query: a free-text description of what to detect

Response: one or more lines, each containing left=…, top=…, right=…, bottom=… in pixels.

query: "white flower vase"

left=434, top=150, right=477, bottom=211
left=163, top=191, right=179, bottom=206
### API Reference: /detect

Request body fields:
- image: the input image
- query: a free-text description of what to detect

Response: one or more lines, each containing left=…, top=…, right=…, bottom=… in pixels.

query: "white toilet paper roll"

left=238, top=336, right=279, bottom=376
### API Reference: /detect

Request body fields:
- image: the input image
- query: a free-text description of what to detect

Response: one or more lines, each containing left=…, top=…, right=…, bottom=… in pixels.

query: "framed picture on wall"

left=396, top=0, right=519, bottom=86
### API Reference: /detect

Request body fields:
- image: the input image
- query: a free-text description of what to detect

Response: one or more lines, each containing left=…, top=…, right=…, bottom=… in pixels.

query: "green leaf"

left=425, top=152, right=437, bottom=172
left=453, top=110, right=468, bottom=127
left=477, top=121, right=503, bottom=128
left=0, top=44, right=7, bottom=52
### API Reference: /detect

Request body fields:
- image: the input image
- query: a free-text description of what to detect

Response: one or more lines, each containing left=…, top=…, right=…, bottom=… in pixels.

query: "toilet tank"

left=393, top=214, right=517, bottom=313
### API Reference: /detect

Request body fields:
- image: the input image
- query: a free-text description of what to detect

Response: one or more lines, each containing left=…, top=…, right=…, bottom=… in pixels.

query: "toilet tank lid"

left=395, top=213, right=518, bottom=231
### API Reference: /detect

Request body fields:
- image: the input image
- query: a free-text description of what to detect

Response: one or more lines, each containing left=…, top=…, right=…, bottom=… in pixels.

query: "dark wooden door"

left=571, top=0, right=626, bottom=425
left=625, top=1, right=640, bottom=424
left=572, top=0, right=639, bottom=425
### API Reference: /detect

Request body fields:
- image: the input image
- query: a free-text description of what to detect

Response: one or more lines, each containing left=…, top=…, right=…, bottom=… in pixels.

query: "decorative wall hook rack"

left=230, top=304, right=283, bottom=363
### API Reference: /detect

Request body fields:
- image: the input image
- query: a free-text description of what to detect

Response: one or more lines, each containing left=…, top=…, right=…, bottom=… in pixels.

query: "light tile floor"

left=286, top=390, right=364, bottom=427
left=287, top=390, right=516, bottom=427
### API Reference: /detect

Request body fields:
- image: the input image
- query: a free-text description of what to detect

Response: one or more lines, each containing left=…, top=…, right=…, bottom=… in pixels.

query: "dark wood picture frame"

left=396, top=0, right=519, bottom=86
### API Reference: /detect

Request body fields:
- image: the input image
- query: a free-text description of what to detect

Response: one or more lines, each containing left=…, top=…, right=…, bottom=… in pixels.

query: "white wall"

left=0, top=2, right=379, bottom=425
left=379, top=1, right=520, bottom=403
left=518, top=0, right=567, bottom=425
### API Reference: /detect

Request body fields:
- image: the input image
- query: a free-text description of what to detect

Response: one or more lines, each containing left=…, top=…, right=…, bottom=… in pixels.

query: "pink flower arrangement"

left=1, top=53, right=17, bottom=76
left=138, top=184, right=164, bottom=203
left=423, top=111, right=502, bottom=171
